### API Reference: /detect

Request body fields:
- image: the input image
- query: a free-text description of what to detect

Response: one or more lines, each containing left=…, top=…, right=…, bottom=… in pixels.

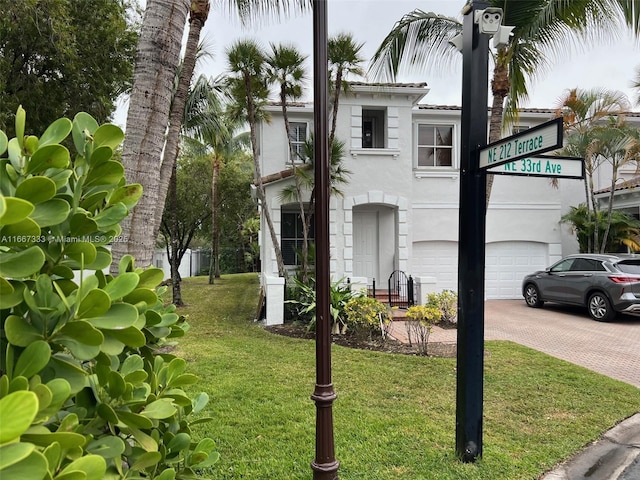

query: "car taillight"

left=608, top=276, right=640, bottom=283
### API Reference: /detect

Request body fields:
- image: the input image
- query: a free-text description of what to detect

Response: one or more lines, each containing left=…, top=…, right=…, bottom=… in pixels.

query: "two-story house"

left=255, top=82, right=637, bottom=325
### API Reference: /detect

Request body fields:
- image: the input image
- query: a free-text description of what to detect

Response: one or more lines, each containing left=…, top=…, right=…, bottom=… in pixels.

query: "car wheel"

left=587, top=292, right=615, bottom=322
left=524, top=283, right=544, bottom=308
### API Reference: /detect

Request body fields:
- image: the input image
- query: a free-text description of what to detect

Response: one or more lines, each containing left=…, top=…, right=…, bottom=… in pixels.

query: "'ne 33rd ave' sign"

left=478, top=117, right=564, bottom=170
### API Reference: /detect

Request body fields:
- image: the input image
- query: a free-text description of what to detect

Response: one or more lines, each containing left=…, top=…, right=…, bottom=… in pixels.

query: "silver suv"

left=522, top=254, right=640, bottom=322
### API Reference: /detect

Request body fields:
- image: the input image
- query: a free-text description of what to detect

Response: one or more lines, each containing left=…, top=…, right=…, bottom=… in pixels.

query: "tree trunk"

left=328, top=68, right=343, bottom=150
left=152, top=0, right=210, bottom=243
left=486, top=54, right=510, bottom=208
left=210, top=154, right=221, bottom=283
left=112, top=0, right=190, bottom=272
left=245, top=76, right=286, bottom=276
left=168, top=165, right=184, bottom=306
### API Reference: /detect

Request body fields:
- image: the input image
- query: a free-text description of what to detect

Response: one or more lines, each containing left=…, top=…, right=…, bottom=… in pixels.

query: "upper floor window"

left=417, top=124, right=453, bottom=167
left=289, top=122, right=307, bottom=162
left=362, top=108, right=386, bottom=148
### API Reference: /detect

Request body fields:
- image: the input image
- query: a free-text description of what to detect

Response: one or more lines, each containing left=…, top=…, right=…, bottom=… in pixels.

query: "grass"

left=173, top=274, right=640, bottom=479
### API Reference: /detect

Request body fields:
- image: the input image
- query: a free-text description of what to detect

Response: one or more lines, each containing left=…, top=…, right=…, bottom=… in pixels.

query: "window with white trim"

left=289, top=122, right=307, bottom=163
left=417, top=124, right=453, bottom=167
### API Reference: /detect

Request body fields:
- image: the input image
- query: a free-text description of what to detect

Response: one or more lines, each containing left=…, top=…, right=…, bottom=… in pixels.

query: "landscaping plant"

left=426, top=289, right=458, bottom=327
left=0, top=108, right=218, bottom=479
left=285, top=276, right=356, bottom=333
left=404, top=304, right=441, bottom=355
left=343, top=295, right=392, bottom=341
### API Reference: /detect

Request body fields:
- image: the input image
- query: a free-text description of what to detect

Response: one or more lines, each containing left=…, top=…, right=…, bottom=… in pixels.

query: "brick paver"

left=390, top=299, right=640, bottom=387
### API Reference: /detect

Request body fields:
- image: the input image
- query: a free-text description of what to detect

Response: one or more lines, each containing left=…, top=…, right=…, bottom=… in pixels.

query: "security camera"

left=475, top=7, right=503, bottom=35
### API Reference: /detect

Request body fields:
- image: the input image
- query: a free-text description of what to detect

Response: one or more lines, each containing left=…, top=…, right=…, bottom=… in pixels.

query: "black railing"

left=388, top=270, right=415, bottom=308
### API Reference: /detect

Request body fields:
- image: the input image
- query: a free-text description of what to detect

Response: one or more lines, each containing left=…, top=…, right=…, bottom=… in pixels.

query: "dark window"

left=417, top=124, right=453, bottom=167
left=570, top=258, right=604, bottom=271
left=362, top=109, right=385, bottom=148
left=281, top=211, right=315, bottom=266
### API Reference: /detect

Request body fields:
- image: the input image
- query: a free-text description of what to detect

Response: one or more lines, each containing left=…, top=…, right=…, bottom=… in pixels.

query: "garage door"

left=412, top=241, right=458, bottom=292
left=485, top=242, right=547, bottom=299
left=412, top=240, right=548, bottom=300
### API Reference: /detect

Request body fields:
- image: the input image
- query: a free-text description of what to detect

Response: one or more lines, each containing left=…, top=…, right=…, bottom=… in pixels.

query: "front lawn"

left=174, top=274, right=640, bottom=479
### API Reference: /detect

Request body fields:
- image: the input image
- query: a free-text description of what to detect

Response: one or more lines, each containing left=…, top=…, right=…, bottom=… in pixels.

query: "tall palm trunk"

left=486, top=54, right=510, bottom=208
left=152, top=0, right=210, bottom=243
left=209, top=153, right=221, bottom=284
left=328, top=68, right=343, bottom=149
left=112, top=0, right=190, bottom=272
left=245, top=77, right=286, bottom=277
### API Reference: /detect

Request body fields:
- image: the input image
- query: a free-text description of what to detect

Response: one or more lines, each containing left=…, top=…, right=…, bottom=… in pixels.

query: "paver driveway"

left=484, top=299, right=640, bottom=388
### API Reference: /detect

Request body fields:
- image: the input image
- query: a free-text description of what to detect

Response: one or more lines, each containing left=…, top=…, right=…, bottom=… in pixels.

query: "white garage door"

left=412, top=240, right=548, bottom=300
left=412, top=241, right=458, bottom=292
left=485, top=242, right=548, bottom=299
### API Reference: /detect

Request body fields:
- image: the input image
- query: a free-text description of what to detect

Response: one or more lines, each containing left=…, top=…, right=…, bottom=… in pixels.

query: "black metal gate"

left=387, top=270, right=414, bottom=308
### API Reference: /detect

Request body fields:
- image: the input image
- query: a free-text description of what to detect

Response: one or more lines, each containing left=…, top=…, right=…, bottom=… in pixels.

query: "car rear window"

left=616, top=260, right=640, bottom=274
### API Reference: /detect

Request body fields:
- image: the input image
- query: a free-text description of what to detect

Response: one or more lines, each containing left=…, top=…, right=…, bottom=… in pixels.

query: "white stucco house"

left=254, top=82, right=640, bottom=325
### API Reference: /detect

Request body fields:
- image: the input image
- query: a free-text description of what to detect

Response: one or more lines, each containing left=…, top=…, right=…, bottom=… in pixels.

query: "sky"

left=115, top=0, right=640, bottom=127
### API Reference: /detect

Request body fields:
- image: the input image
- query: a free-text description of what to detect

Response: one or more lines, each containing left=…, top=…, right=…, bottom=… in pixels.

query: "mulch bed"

left=264, top=323, right=457, bottom=358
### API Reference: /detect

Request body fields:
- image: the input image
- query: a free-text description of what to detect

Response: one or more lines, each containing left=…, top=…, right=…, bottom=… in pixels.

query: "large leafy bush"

left=0, top=108, right=218, bottom=479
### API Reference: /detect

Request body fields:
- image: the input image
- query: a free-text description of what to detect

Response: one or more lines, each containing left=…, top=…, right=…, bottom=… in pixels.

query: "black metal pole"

left=311, top=1, right=339, bottom=478
left=456, top=0, right=490, bottom=463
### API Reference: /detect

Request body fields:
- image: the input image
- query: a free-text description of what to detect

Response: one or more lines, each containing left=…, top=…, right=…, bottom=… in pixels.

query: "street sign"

left=478, top=117, right=563, bottom=169
left=487, top=155, right=584, bottom=179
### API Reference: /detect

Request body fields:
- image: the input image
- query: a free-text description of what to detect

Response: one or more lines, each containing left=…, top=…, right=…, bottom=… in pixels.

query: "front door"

left=353, top=211, right=379, bottom=281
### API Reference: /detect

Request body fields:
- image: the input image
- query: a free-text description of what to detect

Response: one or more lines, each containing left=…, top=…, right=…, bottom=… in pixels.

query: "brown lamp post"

left=310, top=0, right=339, bottom=479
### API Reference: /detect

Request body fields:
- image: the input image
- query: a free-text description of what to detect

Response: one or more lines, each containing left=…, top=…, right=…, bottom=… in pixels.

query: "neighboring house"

left=255, top=82, right=638, bottom=324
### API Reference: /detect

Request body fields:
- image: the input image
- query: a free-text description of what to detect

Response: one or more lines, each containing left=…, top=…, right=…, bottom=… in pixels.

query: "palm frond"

left=369, top=9, right=462, bottom=82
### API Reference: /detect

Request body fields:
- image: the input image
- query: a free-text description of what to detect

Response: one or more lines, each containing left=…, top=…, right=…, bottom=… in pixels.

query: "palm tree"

left=226, top=39, right=287, bottom=277
left=266, top=43, right=312, bottom=281
left=556, top=87, right=632, bottom=251
left=562, top=204, right=640, bottom=253
left=152, top=0, right=211, bottom=246
left=181, top=73, right=237, bottom=284
left=369, top=0, right=639, bottom=206
left=114, top=0, right=191, bottom=271
left=328, top=33, right=365, bottom=148
left=115, top=0, right=311, bottom=271
left=589, top=118, right=640, bottom=251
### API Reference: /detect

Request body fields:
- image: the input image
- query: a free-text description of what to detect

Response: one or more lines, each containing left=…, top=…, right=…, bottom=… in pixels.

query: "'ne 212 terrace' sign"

left=478, top=117, right=563, bottom=170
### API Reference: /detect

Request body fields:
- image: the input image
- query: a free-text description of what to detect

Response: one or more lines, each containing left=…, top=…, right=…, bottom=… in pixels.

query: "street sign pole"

left=311, top=1, right=339, bottom=479
left=456, top=0, right=489, bottom=463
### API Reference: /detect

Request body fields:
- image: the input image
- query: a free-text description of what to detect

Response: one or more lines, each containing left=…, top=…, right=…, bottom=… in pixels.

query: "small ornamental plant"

left=405, top=304, right=442, bottom=355
left=426, top=289, right=458, bottom=327
left=344, top=296, right=392, bottom=341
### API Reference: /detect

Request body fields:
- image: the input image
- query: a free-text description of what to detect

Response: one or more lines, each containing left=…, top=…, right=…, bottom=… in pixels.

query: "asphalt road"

left=484, top=299, right=640, bottom=388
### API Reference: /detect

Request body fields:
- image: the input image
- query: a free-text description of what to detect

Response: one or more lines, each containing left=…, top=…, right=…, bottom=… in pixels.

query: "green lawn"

left=174, top=274, right=640, bottom=479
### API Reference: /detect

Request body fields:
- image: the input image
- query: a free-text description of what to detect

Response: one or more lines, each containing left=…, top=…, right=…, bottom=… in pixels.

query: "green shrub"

left=0, top=108, right=218, bottom=479
left=404, top=304, right=441, bottom=355
left=285, top=277, right=356, bottom=333
left=426, top=289, right=458, bottom=327
left=344, top=296, right=391, bottom=340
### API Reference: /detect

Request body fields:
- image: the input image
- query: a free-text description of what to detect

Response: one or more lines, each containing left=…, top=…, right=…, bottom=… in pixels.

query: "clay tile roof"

left=595, top=176, right=640, bottom=195
left=254, top=168, right=295, bottom=186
